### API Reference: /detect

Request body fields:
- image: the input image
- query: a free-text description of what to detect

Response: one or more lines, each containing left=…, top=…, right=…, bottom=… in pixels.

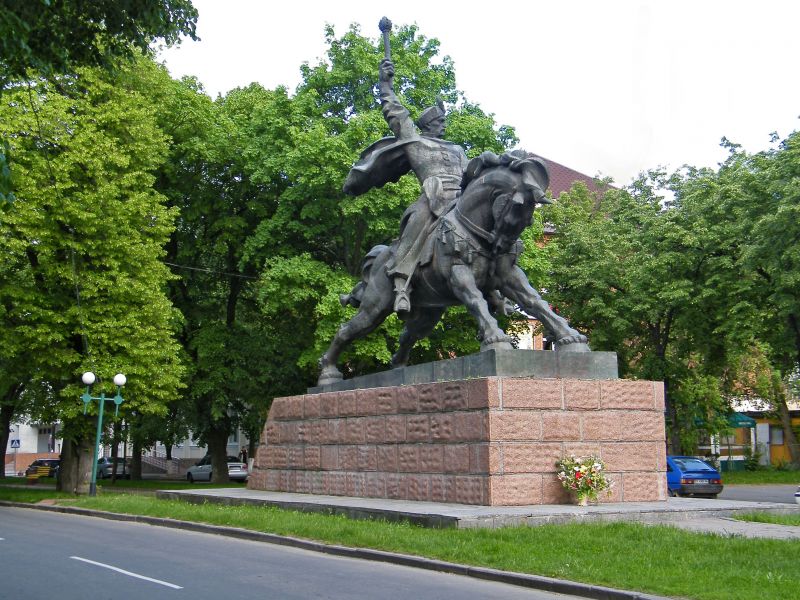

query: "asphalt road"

left=718, top=484, right=798, bottom=504
left=0, top=507, right=584, bottom=600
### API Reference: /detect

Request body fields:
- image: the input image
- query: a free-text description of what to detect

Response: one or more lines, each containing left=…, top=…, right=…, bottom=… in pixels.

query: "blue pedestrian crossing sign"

left=10, top=439, right=20, bottom=448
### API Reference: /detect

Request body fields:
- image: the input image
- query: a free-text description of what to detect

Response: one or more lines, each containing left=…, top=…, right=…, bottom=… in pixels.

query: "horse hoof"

left=555, top=335, right=590, bottom=353
left=481, top=340, right=514, bottom=352
left=317, top=368, right=343, bottom=386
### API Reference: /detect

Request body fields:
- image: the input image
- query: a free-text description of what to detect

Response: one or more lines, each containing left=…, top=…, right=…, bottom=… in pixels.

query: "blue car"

left=667, top=455, right=723, bottom=499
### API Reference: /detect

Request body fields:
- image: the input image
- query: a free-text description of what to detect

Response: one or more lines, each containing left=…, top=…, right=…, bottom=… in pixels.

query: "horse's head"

left=458, top=150, right=552, bottom=252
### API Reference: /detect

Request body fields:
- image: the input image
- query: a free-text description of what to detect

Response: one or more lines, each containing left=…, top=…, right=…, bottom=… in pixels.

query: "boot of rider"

left=393, top=276, right=412, bottom=313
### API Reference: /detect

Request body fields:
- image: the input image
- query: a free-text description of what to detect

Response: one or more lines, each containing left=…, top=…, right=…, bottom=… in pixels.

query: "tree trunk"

left=776, top=385, right=800, bottom=467
left=130, top=436, right=142, bottom=480
left=663, top=378, right=682, bottom=455
left=58, top=436, right=93, bottom=494
left=208, top=420, right=230, bottom=484
left=0, top=402, right=15, bottom=479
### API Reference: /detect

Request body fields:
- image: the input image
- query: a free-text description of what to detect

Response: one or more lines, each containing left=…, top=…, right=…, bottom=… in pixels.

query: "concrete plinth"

left=250, top=368, right=667, bottom=506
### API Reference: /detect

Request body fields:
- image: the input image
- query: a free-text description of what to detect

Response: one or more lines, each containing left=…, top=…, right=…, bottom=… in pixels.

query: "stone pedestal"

left=249, top=366, right=667, bottom=506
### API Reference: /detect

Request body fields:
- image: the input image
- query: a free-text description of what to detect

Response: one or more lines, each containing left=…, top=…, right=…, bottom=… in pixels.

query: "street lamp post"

left=81, top=371, right=126, bottom=496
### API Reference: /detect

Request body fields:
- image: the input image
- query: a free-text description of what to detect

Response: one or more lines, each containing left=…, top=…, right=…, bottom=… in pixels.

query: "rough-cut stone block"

left=396, top=386, right=418, bottom=413
left=339, top=445, right=358, bottom=470
left=454, top=476, right=486, bottom=504
left=653, top=382, right=665, bottom=411
left=374, top=388, right=398, bottom=415
left=488, top=443, right=503, bottom=474
left=542, top=412, right=581, bottom=441
left=491, top=474, right=542, bottom=505
left=601, top=442, right=661, bottom=471
left=357, top=445, right=377, bottom=471
left=600, top=473, right=623, bottom=503
left=418, top=383, right=443, bottom=412
left=470, top=443, right=489, bottom=474
left=407, top=474, right=431, bottom=501
left=377, top=445, right=398, bottom=471
left=304, top=446, right=321, bottom=470
left=263, top=422, right=279, bottom=444
left=563, top=442, right=602, bottom=458
left=326, top=472, right=348, bottom=496
left=429, top=475, right=446, bottom=502
left=365, top=473, right=386, bottom=497
left=385, top=473, right=407, bottom=499
left=344, top=417, right=366, bottom=444
left=456, top=412, right=485, bottom=441
left=503, top=442, right=562, bottom=473
left=419, top=446, right=444, bottom=472
left=490, top=411, right=542, bottom=441
left=430, top=413, right=456, bottom=442
left=541, top=475, right=570, bottom=504
left=582, top=412, right=663, bottom=442
left=467, top=377, right=498, bottom=409
left=364, top=416, right=386, bottom=443
left=269, top=398, right=287, bottom=420
left=441, top=382, right=469, bottom=411
left=337, top=391, right=358, bottom=417
left=285, top=396, right=304, bottom=419
left=406, top=415, right=430, bottom=442
left=320, top=396, right=338, bottom=418
left=320, top=446, right=337, bottom=470
left=443, top=444, right=470, bottom=473
left=503, top=378, right=562, bottom=409
left=304, top=395, right=321, bottom=419
left=398, top=445, right=419, bottom=472
left=346, top=472, right=367, bottom=497
left=355, top=388, right=379, bottom=416
left=563, top=380, right=601, bottom=411
left=601, top=380, right=655, bottom=410
left=384, top=415, right=406, bottom=443
left=622, top=472, right=663, bottom=501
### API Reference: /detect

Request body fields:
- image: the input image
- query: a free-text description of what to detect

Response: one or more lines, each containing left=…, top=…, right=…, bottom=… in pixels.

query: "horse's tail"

left=340, top=244, right=390, bottom=308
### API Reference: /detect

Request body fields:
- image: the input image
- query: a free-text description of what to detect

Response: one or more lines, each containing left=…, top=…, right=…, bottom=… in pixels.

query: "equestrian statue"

left=317, top=17, right=589, bottom=387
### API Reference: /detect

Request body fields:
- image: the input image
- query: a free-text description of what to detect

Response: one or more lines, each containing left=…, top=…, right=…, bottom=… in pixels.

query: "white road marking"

left=70, top=556, right=183, bottom=589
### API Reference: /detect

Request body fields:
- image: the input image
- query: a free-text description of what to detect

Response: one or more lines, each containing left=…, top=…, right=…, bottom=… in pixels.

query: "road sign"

left=10, top=439, right=20, bottom=448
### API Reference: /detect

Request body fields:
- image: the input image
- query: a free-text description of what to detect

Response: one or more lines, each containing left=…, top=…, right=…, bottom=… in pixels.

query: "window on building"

left=769, top=426, right=784, bottom=446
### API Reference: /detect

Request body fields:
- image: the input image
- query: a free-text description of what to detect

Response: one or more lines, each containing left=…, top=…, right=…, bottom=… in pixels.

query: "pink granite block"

left=490, top=474, right=542, bottom=505
left=621, top=472, right=663, bottom=501
left=339, top=445, right=358, bottom=470
left=582, top=411, right=664, bottom=442
left=268, top=446, right=288, bottom=469
left=385, top=415, right=407, bottom=443
left=337, top=391, right=358, bottom=416
left=443, top=444, right=470, bottom=473
left=398, top=445, right=419, bottom=472
left=456, top=411, right=486, bottom=441
left=396, top=386, right=419, bottom=413
left=489, top=411, right=541, bottom=441
left=304, top=394, right=321, bottom=419
left=541, top=474, right=571, bottom=504
left=287, top=446, right=304, bottom=469
left=466, top=378, right=498, bottom=409
left=326, top=472, right=348, bottom=496
left=430, top=475, right=446, bottom=502
left=601, top=442, right=661, bottom=471
left=563, top=380, right=601, bottom=410
left=430, top=413, right=455, bottom=442
left=488, top=444, right=503, bottom=474
left=269, top=398, right=287, bottom=420
left=454, top=476, right=487, bottom=505
left=356, top=388, right=379, bottom=416
left=542, top=412, right=582, bottom=441
left=377, top=445, right=398, bottom=471
left=365, top=416, right=386, bottom=443
left=357, top=445, right=377, bottom=471
left=321, top=419, right=343, bottom=444
left=344, top=417, right=366, bottom=444
left=503, top=442, right=563, bottom=473
left=365, top=472, right=386, bottom=497
left=503, top=378, right=562, bottom=409
left=441, top=382, right=469, bottom=411
left=418, top=383, right=443, bottom=412
left=563, top=442, right=602, bottom=458
left=263, top=422, right=279, bottom=444
left=385, top=473, right=407, bottom=499
left=320, top=446, right=338, bottom=470
left=346, top=472, right=367, bottom=497
left=407, top=474, right=431, bottom=501
left=320, top=395, right=338, bottom=418
left=653, top=382, right=665, bottom=411
left=419, top=445, right=444, bottom=472
left=601, top=380, right=656, bottom=410
left=286, top=396, right=304, bottom=419
left=469, top=443, right=489, bottom=474
left=407, top=415, right=431, bottom=442
left=304, top=446, right=321, bottom=470
left=374, top=388, right=398, bottom=414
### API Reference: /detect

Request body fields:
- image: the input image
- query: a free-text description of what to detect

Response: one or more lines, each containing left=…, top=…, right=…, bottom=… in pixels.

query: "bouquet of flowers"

left=555, top=455, right=612, bottom=505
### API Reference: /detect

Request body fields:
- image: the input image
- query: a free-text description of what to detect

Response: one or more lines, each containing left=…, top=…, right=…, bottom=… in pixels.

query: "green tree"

left=0, top=60, right=185, bottom=486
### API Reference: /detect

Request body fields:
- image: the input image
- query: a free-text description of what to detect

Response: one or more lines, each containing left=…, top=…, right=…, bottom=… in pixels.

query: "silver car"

left=186, top=455, right=248, bottom=483
left=96, top=457, right=130, bottom=479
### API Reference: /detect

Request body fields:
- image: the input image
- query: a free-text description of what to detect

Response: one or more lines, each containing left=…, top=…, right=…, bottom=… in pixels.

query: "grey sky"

left=158, top=0, right=800, bottom=186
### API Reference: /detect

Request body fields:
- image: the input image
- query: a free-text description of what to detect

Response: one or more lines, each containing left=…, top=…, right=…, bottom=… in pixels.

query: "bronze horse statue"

left=317, top=150, right=589, bottom=386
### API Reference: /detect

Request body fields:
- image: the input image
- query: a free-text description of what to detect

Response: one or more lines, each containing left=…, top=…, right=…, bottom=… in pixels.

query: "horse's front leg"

left=449, top=264, right=513, bottom=351
left=499, top=264, right=590, bottom=352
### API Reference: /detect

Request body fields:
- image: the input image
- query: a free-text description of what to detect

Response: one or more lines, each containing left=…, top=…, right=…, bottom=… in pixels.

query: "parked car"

left=795, top=486, right=799, bottom=506
left=667, top=455, right=723, bottom=498
left=96, top=457, right=130, bottom=479
left=25, top=458, right=60, bottom=478
left=186, top=455, right=248, bottom=483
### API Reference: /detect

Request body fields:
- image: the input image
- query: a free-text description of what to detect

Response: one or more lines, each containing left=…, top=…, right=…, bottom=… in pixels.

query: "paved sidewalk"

left=667, top=516, right=800, bottom=539
left=157, top=487, right=800, bottom=534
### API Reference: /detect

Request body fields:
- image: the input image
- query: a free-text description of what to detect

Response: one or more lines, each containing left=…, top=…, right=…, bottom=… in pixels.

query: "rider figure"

left=379, top=59, right=469, bottom=312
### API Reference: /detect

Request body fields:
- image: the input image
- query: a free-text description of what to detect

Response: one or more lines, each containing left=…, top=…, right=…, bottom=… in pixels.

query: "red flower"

left=575, top=472, right=583, bottom=479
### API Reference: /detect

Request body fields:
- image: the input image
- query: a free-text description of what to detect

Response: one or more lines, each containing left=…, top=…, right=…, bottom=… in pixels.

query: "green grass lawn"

left=3, top=485, right=799, bottom=600
left=722, top=470, right=800, bottom=485
left=735, top=511, right=800, bottom=526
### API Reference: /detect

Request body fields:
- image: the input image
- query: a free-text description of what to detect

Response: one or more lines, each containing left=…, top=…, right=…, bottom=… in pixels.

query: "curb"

left=0, top=500, right=666, bottom=600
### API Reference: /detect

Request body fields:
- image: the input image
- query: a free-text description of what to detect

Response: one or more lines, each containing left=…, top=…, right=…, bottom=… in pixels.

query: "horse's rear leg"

left=391, top=307, right=445, bottom=368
